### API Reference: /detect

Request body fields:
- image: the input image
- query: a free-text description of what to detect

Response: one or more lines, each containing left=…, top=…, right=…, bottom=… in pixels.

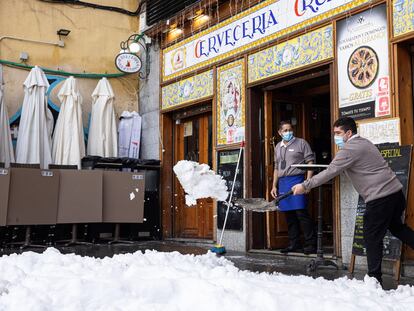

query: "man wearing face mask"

left=292, top=116, right=414, bottom=286
left=271, top=120, right=317, bottom=255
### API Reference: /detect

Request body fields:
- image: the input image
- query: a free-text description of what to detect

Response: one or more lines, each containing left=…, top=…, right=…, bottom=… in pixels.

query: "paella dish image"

left=347, top=46, right=379, bottom=89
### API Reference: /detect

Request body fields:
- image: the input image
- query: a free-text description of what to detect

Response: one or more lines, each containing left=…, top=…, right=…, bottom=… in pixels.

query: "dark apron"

left=278, top=175, right=307, bottom=211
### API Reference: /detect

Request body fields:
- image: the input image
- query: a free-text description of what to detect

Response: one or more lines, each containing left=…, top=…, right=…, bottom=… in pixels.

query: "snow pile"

left=0, top=249, right=412, bottom=310
left=173, top=160, right=228, bottom=206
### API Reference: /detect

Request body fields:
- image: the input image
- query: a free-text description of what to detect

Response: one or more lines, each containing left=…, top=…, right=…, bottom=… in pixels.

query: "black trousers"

left=364, top=190, right=414, bottom=283
left=284, top=209, right=316, bottom=247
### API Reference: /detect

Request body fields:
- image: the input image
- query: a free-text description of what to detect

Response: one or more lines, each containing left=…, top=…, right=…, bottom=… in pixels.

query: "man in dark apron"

left=292, top=116, right=414, bottom=286
left=271, top=120, right=317, bottom=254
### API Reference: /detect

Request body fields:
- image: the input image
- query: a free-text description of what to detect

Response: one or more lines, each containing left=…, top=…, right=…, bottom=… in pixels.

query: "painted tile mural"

left=248, top=25, right=333, bottom=83
left=161, top=70, right=213, bottom=110
left=393, top=0, right=414, bottom=37
left=217, top=60, right=245, bottom=146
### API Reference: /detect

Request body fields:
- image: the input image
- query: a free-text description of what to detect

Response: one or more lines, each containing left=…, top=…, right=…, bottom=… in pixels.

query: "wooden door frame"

left=173, top=114, right=213, bottom=239
left=161, top=105, right=214, bottom=239
left=393, top=41, right=414, bottom=260
left=160, top=112, right=174, bottom=238
left=246, top=63, right=342, bottom=257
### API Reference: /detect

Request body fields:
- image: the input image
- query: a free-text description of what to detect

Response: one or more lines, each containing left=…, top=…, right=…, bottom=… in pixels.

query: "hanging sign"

left=163, top=0, right=372, bottom=81
left=337, top=4, right=390, bottom=120
left=115, top=53, right=142, bottom=74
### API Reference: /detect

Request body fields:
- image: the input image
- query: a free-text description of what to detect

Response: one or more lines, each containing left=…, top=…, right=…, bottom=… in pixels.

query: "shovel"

left=235, top=190, right=293, bottom=212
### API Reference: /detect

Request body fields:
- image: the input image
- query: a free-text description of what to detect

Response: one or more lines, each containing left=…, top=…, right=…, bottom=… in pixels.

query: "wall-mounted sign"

left=115, top=53, right=142, bottom=74
left=337, top=4, right=390, bottom=120
left=162, top=0, right=372, bottom=81
left=357, top=117, right=400, bottom=145
left=217, top=60, right=245, bottom=146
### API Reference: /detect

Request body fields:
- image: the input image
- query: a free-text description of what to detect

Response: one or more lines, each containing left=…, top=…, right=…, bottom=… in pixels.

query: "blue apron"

left=278, top=175, right=307, bottom=211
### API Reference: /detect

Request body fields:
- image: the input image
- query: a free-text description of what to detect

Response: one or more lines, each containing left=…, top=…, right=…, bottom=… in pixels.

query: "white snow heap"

left=0, top=248, right=412, bottom=310
left=173, top=160, right=229, bottom=206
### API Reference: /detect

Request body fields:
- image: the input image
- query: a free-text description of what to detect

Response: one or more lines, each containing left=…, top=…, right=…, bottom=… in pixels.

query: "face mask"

left=282, top=131, right=294, bottom=142
left=334, top=135, right=345, bottom=148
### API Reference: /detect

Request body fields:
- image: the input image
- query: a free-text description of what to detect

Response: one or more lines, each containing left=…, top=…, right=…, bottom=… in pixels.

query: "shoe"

left=280, top=245, right=302, bottom=254
left=303, top=245, right=317, bottom=255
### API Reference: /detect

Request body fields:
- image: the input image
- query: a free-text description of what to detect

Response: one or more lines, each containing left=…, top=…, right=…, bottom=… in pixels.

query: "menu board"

left=217, top=149, right=243, bottom=231
left=357, top=118, right=400, bottom=145
left=352, top=145, right=412, bottom=259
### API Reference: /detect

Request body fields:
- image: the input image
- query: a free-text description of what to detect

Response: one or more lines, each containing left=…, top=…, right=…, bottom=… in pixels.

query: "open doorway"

left=250, top=66, right=335, bottom=254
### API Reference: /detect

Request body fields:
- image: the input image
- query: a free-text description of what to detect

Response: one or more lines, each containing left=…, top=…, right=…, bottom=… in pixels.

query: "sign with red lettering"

left=163, top=0, right=372, bottom=80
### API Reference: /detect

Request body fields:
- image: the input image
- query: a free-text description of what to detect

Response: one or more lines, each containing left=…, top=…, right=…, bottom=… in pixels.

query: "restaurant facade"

left=152, top=0, right=414, bottom=271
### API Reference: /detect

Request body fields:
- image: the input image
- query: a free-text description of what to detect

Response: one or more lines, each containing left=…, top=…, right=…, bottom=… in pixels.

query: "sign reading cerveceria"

left=163, top=0, right=372, bottom=80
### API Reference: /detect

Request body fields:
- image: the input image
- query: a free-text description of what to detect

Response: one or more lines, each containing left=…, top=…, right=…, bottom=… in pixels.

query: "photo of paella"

left=347, top=46, right=379, bottom=89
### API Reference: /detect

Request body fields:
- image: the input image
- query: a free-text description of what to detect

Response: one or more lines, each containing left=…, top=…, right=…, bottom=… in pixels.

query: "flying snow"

left=173, top=160, right=228, bottom=206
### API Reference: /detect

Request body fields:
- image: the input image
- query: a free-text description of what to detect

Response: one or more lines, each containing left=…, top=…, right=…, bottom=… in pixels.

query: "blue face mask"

left=334, top=135, right=345, bottom=148
left=282, top=131, right=294, bottom=142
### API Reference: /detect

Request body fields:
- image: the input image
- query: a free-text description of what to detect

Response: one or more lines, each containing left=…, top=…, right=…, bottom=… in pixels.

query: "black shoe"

left=303, top=245, right=317, bottom=255
left=280, top=245, right=302, bottom=254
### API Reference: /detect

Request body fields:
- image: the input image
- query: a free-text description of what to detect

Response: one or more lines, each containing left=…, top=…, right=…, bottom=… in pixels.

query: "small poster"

left=183, top=121, right=193, bottom=137
left=217, top=149, right=244, bottom=231
left=357, top=117, right=400, bottom=145
left=217, top=60, right=245, bottom=146
left=337, top=4, right=390, bottom=120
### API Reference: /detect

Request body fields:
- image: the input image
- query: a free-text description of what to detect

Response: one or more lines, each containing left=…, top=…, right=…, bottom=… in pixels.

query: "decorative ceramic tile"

left=217, top=60, right=245, bottom=146
left=161, top=70, right=213, bottom=111
left=393, top=0, right=414, bottom=37
left=248, top=25, right=333, bottom=83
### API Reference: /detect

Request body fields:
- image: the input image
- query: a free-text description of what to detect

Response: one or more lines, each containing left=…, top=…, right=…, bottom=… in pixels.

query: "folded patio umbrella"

left=87, top=77, right=117, bottom=157
left=52, top=76, right=85, bottom=169
left=16, top=66, right=53, bottom=169
left=0, top=84, right=15, bottom=167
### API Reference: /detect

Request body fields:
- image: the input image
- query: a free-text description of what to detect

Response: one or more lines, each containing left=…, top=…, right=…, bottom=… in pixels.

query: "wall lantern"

left=115, top=33, right=151, bottom=79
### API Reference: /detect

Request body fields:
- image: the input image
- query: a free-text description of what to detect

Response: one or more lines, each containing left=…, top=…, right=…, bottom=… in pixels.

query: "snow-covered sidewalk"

left=0, top=248, right=412, bottom=311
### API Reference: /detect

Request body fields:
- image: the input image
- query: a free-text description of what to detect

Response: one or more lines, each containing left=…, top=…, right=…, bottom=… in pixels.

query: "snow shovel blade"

left=234, top=190, right=293, bottom=212
left=234, top=198, right=280, bottom=212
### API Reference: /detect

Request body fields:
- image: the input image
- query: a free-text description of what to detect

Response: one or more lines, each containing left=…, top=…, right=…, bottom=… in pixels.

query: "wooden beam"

left=262, top=69, right=330, bottom=91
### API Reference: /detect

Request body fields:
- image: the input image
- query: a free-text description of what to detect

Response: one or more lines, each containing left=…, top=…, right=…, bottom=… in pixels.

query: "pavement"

left=1, top=240, right=413, bottom=290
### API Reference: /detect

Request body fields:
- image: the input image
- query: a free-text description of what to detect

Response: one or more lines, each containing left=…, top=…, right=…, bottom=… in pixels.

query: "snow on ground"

left=173, top=160, right=228, bottom=206
left=0, top=249, right=412, bottom=311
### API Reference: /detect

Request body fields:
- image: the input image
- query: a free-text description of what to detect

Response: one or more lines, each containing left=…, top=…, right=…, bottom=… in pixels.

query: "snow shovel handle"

left=275, top=190, right=293, bottom=204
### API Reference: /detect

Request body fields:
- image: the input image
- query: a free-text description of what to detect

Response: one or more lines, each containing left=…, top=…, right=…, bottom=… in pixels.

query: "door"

left=266, top=96, right=306, bottom=249
left=173, top=113, right=214, bottom=239
left=264, top=72, right=333, bottom=250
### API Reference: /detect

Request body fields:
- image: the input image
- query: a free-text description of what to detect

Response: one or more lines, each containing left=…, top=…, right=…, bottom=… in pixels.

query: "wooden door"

left=395, top=43, right=414, bottom=259
left=173, top=113, right=213, bottom=239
